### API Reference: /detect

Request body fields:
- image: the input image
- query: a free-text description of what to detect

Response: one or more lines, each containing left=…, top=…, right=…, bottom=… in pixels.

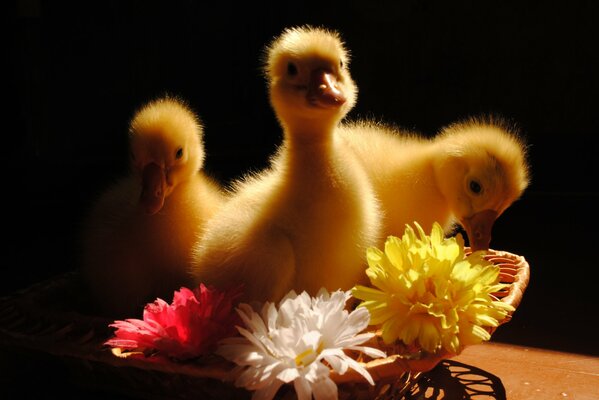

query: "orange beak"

left=139, top=162, right=166, bottom=215
left=307, top=69, right=346, bottom=108
left=462, top=209, right=499, bottom=252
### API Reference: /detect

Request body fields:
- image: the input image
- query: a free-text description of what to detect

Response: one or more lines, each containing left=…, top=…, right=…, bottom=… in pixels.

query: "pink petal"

left=105, top=283, right=244, bottom=359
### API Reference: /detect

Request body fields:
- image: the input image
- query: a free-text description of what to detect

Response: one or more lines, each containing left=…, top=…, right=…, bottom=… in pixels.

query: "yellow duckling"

left=190, top=26, right=381, bottom=302
left=339, top=116, right=529, bottom=250
left=82, top=96, right=225, bottom=317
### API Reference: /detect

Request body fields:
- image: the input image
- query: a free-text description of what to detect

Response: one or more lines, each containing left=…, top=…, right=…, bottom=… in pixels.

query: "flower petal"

left=312, top=376, right=338, bottom=400
left=293, top=377, right=313, bottom=400
left=276, top=367, right=301, bottom=383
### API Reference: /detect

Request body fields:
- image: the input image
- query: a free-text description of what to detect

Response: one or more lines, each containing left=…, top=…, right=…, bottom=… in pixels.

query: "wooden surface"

left=408, top=342, right=599, bottom=399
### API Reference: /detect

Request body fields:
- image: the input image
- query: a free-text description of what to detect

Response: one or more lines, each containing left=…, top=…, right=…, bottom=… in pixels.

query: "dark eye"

left=339, top=59, right=344, bottom=68
left=175, top=148, right=183, bottom=159
left=469, top=180, right=482, bottom=195
left=287, top=62, right=298, bottom=76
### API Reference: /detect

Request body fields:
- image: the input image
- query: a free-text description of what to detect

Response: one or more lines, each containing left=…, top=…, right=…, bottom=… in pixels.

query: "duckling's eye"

left=287, top=62, right=298, bottom=76
left=469, top=180, right=483, bottom=195
left=339, top=59, right=344, bottom=69
left=175, top=148, right=184, bottom=159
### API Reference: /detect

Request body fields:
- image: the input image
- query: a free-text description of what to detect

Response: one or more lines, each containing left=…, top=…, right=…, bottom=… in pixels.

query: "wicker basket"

left=0, top=249, right=529, bottom=399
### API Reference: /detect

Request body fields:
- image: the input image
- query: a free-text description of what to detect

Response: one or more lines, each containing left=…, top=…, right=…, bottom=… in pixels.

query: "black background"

left=4, top=0, right=599, bottom=384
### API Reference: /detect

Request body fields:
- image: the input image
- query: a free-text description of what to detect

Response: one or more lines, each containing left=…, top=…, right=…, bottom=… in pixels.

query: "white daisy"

left=216, top=289, right=386, bottom=400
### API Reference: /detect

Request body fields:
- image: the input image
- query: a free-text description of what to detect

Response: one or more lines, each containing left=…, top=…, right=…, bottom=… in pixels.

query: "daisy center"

left=294, top=341, right=323, bottom=367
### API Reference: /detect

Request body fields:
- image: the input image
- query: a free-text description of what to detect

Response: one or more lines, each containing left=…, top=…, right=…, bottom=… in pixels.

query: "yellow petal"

left=384, top=236, right=405, bottom=270
left=442, top=332, right=461, bottom=354
left=352, top=285, right=386, bottom=302
left=400, top=318, right=420, bottom=345
left=471, top=324, right=492, bottom=342
left=381, top=317, right=404, bottom=344
left=419, top=322, right=441, bottom=353
left=430, top=222, right=444, bottom=246
left=474, top=313, right=500, bottom=327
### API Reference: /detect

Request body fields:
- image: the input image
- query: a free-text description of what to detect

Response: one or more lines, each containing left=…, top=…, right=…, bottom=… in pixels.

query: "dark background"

left=4, top=0, right=598, bottom=380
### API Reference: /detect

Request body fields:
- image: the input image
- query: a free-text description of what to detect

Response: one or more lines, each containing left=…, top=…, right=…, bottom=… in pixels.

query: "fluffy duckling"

left=190, top=26, right=380, bottom=302
left=339, top=116, right=529, bottom=251
left=82, top=96, right=225, bottom=317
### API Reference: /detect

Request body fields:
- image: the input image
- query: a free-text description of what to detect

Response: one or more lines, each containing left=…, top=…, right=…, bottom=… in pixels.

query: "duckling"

left=190, top=26, right=380, bottom=302
left=82, top=96, right=226, bottom=317
left=339, top=116, right=529, bottom=251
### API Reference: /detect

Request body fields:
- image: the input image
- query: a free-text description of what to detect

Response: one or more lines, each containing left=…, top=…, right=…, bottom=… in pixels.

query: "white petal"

left=319, top=347, right=345, bottom=359
left=236, top=303, right=254, bottom=325
left=304, top=361, right=331, bottom=383
left=347, top=345, right=387, bottom=359
left=301, top=330, right=322, bottom=350
left=312, top=376, right=338, bottom=400
left=276, top=367, right=301, bottom=383
left=345, top=307, right=371, bottom=334
left=344, top=356, right=375, bottom=385
left=297, top=292, right=313, bottom=314
left=261, top=359, right=284, bottom=381
left=335, top=332, right=374, bottom=348
left=320, top=311, right=346, bottom=345
left=294, top=377, right=313, bottom=400
left=316, top=287, right=330, bottom=299
left=280, top=289, right=299, bottom=304
left=266, top=302, right=278, bottom=331
left=323, top=354, right=348, bottom=375
left=278, top=297, right=299, bottom=327
left=237, top=304, right=268, bottom=337
left=237, top=327, right=269, bottom=353
left=268, top=328, right=295, bottom=358
left=244, top=351, right=266, bottom=364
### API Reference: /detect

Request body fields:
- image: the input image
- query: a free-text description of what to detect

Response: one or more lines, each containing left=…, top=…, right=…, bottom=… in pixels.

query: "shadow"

left=405, top=359, right=506, bottom=400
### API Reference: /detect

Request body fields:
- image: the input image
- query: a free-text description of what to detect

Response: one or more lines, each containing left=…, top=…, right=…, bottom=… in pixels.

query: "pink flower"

left=105, top=284, right=242, bottom=360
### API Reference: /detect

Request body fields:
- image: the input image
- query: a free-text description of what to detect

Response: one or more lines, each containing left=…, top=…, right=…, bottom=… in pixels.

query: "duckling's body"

left=82, top=97, right=225, bottom=317
left=190, top=27, right=380, bottom=302
left=339, top=117, right=529, bottom=250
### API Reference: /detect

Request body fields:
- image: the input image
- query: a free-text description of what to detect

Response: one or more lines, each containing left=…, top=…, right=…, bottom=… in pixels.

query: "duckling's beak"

left=307, top=69, right=346, bottom=108
left=140, top=162, right=166, bottom=215
left=462, top=209, right=498, bottom=252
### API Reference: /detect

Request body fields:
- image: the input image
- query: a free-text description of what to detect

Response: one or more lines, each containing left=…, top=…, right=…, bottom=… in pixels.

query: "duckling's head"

left=264, top=26, right=357, bottom=133
left=434, top=117, right=530, bottom=251
left=129, top=96, right=205, bottom=215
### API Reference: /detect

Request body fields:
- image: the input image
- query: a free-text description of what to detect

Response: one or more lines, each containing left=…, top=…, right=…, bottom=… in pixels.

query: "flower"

left=105, top=284, right=242, bottom=360
left=352, top=222, right=514, bottom=355
left=216, top=289, right=386, bottom=400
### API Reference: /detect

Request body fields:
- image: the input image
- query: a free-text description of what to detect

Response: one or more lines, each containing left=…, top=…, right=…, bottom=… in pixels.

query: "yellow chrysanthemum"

left=352, top=222, right=514, bottom=355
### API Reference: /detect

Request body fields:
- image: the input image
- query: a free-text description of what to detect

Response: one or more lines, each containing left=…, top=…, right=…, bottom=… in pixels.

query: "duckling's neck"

left=281, top=115, right=339, bottom=149
left=277, top=118, right=344, bottom=187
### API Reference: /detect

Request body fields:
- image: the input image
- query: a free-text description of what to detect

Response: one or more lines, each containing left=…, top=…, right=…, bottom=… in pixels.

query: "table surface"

left=409, top=342, right=599, bottom=400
